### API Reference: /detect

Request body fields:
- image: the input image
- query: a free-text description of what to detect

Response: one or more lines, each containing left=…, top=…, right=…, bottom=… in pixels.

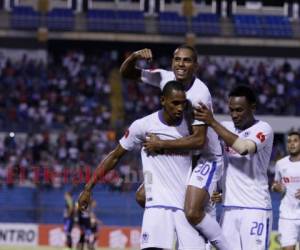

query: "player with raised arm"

left=272, top=131, right=300, bottom=250
left=78, top=81, right=206, bottom=250
left=120, top=45, right=229, bottom=250
left=194, top=85, right=274, bottom=250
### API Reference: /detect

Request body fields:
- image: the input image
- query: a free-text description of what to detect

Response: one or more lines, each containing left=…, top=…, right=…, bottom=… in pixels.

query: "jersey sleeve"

left=248, top=122, right=274, bottom=152
left=191, top=89, right=213, bottom=126
left=141, top=69, right=173, bottom=90
left=119, top=119, right=145, bottom=151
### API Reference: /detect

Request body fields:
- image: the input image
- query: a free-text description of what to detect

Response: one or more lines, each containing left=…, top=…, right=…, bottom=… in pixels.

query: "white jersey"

left=221, top=120, right=273, bottom=209
left=141, top=68, right=222, bottom=158
left=119, top=110, right=192, bottom=209
left=274, top=156, right=300, bottom=219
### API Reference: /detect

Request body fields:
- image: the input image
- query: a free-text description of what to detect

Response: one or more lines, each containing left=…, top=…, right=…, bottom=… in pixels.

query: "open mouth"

left=175, top=69, right=186, bottom=76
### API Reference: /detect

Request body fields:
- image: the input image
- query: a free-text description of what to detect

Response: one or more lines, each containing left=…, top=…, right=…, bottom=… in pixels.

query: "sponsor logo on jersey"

left=244, top=131, right=250, bottom=137
left=282, top=176, right=300, bottom=183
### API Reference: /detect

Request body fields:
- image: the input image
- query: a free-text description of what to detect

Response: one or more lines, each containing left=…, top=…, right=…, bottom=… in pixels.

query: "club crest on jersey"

left=256, top=132, right=266, bottom=142
left=142, top=232, right=149, bottom=243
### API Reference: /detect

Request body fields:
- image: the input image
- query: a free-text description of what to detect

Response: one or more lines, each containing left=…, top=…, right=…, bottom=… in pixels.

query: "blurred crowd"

left=0, top=49, right=299, bottom=190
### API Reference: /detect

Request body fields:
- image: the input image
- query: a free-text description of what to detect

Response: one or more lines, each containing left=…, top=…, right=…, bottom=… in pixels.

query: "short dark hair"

left=162, top=80, right=185, bottom=97
left=174, top=44, right=198, bottom=62
left=229, top=85, right=256, bottom=104
left=288, top=130, right=300, bottom=138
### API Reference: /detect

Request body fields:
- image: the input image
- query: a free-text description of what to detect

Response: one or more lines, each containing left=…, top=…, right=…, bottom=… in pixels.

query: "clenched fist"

left=78, top=189, right=92, bottom=211
left=133, top=48, right=153, bottom=61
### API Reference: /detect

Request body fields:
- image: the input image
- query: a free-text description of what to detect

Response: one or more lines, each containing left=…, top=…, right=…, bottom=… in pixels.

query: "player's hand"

left=211, top=191, right=222, bottom=203
left=193, top=102, right=214, bottom=125
left=78, top=189, right=91, bottom=211
left=143, top=133, right=162, bottom=155
left=271, top=182, right=285, bottom=193
left=295, top=189, right=300, bottom=200
left=133, top=48, right=153, bottom=61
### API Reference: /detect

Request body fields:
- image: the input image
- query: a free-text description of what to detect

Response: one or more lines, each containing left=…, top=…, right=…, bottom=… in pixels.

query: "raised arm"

left=120, top=48, right=153, bottom=80
left=194, top=103, right=256, bottom=155
left=78, top=144, right=127, bottom=210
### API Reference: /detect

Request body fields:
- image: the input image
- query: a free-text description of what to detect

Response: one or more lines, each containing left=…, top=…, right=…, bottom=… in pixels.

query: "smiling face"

left=228, top=96, right=256, bottom=130
left=287, top=133, right=300, bottom=157
left=171, top=48, right=197, bottom=86
left=161, top=89, right=187, bottom=125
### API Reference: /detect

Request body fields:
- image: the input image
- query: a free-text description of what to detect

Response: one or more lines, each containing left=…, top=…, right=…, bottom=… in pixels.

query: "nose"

left=231, top=111, right=238, bottom=119
left=178, top=59, right=184, bottom=66
left=177, top=104, right=184, bottom=112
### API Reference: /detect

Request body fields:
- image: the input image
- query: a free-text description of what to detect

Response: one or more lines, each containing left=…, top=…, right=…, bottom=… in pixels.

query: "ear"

left=160, top=96, right=165, bottom=106
left=251, top=103, right=256, bottom=111
left=193, top=61, right=199, bottom=72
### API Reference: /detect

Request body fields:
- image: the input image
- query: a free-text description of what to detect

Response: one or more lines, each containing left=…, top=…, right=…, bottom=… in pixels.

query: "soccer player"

left=194, top=85, right=274, bottom=250
left=76, top=201, right=92, bottom=250
left=120, top=45, right=229, bottom=250
left=63, top=191, right=74, bottom=250
left=272, top=131, right=300, bottom=250
left=78, top=81, right=206, bottom=250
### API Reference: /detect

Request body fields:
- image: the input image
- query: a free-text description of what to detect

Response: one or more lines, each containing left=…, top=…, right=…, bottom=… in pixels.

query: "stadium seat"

left=232, top=14, right=292, bottom=38
left=159, top=12, right=188, bottom=35
left=191, top=13, right=220, bottom=36
left=11, top=6, right=40, bottom=30
left=87, top=9, right=117, bottom=32
left=47, top=8, right=74, bottom=31
left=116, top=10, right=145, bottom=33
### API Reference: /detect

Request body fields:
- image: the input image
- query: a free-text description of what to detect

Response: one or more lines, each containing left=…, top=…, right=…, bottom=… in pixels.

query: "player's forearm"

left=210, top=119, right=238, bottom=146
left=84, top=152, right=120, bottom=191
left=120, top=53, right=141, bottom=79
left=160, top=135, right=205, bottom=150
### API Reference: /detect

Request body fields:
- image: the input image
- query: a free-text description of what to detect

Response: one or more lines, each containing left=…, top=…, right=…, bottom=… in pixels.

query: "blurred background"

left=0, top=0, right=299, bottom=249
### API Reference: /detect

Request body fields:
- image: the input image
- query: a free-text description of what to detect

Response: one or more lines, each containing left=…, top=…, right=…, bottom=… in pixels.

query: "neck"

left=159, top=110, right=181, bottom=126
left=290, top=154, right=300, bottom=162
left=179, top=76, right=195, bottom=90
left=240, top=118, right=256, bottom=130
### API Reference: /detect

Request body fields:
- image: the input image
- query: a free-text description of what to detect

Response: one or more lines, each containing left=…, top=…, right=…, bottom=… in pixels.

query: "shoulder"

left=193, top=78, right=211, bottom=94
left=133, top=112, right=157, bottom=127
left=275, top=156, right=290, bottom=170
left=253, top=120, right=273, bottom=135
left=277, top=156, right=289, bottom=165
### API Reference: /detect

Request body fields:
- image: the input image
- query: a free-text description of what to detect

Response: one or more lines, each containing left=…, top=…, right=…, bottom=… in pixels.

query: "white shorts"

left=278, top=218, right=300, bottom=247
left=220, top=207, right=272, bottom=250
left=188, top=157, right=223, bottom=196
left=141, top=207, right=206, bottom=250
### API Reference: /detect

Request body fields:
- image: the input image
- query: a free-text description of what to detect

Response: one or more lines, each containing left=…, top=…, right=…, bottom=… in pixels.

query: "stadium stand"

left=46, top=8, right=74, bottom=31
left=191, top=13, right=220, bottom=36
left=11, top=6, right=40, bottom=30
left=233, top=14, right=293, bottom=38
left=0, top=3, right=300, bottom=247
left=87, top=9, right=117, bottom=31
left=158, top=11, right=188, bottom=34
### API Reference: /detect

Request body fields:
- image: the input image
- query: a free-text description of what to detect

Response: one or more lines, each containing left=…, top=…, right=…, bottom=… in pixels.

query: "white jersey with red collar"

left=274, top=156, right=300, bottom=219
left=141, top=68, right=222, bottom=158
left=119, top=110, right=192, bottom=210
left=221, top=120, right=273, bottom=209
